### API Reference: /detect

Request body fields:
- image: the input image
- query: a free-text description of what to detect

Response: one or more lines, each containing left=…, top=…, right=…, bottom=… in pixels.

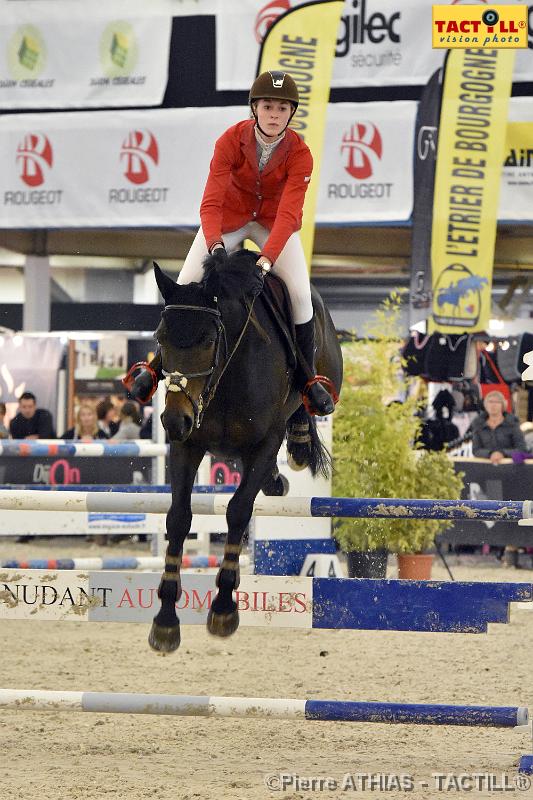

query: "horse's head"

left=154, top=262, right=224, bottom=442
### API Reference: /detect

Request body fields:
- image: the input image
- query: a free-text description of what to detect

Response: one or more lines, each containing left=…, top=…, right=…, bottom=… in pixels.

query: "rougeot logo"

left=341, top=123, right=382, bottom=180
left=120, top=130, right=159, bottom=185
left=17, top=133, right=53, bottom=187
left=254, top=0, right=291, bottom=43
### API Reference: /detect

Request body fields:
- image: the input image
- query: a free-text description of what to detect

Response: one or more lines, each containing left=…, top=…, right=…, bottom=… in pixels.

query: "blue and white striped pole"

left=0, top=490, right=528, bottom=520
left=0, top=690, right=527, bottom=726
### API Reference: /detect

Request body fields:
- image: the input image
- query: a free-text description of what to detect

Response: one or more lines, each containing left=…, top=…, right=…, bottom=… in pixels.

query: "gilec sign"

left=432, top=4, right=528, bottom=48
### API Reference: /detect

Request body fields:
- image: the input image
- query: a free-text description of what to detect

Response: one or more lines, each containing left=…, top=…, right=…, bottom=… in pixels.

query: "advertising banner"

left=0, top=106, right=243, bottom=228
left=256, top=0, right=344, bottom=265
left=216, top=0, right=533, bottom=90
left=0, top=3, right=172, bottom=109
left=1, top=99, right=533, bottom=229
left=409, top=69, right=443, bottom=328
left=430, top=48, right=515, bottom=333
left=0, top=336, right=62, bottom=416
left=316, top=101, right=416, bottom=222
left=499, top=97, right=533, bottom=221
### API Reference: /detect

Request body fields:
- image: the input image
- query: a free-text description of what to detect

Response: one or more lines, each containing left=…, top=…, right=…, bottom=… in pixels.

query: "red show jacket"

left=200, top=119, right=313, bottom=264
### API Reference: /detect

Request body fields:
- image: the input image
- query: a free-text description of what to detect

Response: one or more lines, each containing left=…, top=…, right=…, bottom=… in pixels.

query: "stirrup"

left=122, top=361, right=159, bottom=405
left=302, top=375, right=339, bottom=416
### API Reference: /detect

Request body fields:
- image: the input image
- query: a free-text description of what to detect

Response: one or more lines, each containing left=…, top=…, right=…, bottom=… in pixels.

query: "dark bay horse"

left=149, top=249, right=343, bottom=652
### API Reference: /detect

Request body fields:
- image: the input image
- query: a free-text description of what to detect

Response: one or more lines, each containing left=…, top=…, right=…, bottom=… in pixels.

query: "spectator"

left=471, top=390, right=526, bottom=464
left=61, top=403, right=108, bottom=441
left=9, top=392, right=56, bottom=439
left=96, top=397, right=119, bottom=438
left=0, top=402, right=8, bottom=439
left=115, top=400, right=141, bottom=440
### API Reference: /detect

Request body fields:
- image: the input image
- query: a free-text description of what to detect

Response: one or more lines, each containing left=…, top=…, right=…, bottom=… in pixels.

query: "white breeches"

left=177, top=222, right=313, bottom=324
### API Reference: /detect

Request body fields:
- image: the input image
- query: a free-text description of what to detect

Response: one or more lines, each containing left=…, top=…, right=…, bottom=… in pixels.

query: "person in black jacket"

left=9, top=392, right=56, bottom=439
left=471, top=391, right=526, bottom=464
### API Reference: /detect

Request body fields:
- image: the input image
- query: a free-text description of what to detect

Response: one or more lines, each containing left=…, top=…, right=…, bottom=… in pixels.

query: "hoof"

left=148, top=622, right=181, bottom=652
left=206, top=608, right=240, bottom=638
left=287, top=453, right=308, bottom=472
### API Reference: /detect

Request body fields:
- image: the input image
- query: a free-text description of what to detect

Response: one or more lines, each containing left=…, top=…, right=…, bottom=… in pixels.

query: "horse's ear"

left=153, top=261, right=176, bottom=303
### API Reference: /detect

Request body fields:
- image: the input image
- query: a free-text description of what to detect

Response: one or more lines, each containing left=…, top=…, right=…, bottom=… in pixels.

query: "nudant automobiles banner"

left=216, top=0, right=533, bottom=90
left=0, top=2, right=172, bottom=109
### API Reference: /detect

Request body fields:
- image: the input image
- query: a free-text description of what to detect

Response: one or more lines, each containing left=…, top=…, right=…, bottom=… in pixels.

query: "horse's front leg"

left=149, top=441, right=206, bottom=653
left=207, top=432, right=285, bottom=638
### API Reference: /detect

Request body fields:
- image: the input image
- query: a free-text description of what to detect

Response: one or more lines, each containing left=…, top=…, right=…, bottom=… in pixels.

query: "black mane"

left=202, top=248, right=263, bottom=301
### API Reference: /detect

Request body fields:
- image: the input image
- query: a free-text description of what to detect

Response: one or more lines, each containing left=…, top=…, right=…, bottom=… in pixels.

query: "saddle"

left=258, top=273, right=297, bottom=370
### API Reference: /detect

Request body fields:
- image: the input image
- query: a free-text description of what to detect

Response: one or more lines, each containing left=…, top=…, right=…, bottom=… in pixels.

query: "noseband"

left=160, top=304, right=226, bottom=429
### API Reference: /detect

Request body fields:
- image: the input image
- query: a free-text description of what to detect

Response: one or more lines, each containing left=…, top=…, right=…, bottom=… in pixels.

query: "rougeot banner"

left=0, top=3, right=172, bottom=109
left=216, top=0, right=533, bottom=90
left=430, top=48, right=515, bottom=334
left=0, top=99, right=532, bottom=229
left=316, top=101, right=416, bottom=222
left=256, top=0, right=344, bottom=267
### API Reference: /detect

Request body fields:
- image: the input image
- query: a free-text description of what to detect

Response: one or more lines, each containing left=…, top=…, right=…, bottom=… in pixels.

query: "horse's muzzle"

left=160, top=410, right=194, bottom=442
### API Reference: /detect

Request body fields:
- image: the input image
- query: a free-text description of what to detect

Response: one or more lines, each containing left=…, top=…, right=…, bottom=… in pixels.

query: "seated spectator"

left=115, top=400, right=141, bottom=440
left=96, top=397, right=119, bottom=438
left=0, top=402, right=8, bottom=439
left=471, top=390, right=526, bottom=464
left=61, top=403, right=108, bottom=441
left=9, top=391, right=56, bottom=439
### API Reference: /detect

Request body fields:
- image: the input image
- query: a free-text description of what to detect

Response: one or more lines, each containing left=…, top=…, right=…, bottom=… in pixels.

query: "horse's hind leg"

left=207, top=433, right=285, bottom=638
left=149, top=442, right=205, bottom=653
left=286, top=405, right=312, bottom=471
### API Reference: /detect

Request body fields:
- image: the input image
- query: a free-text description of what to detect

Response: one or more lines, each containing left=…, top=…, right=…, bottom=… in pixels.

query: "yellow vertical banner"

left=430, top=48, right=515, bottom=333
left=257, top=0, right=343, bottom=270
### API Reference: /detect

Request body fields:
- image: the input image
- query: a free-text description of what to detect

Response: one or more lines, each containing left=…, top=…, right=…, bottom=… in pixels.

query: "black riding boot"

left=295, top=318, right=335, bottom=415
left=126, top=349, right=163, bottom=404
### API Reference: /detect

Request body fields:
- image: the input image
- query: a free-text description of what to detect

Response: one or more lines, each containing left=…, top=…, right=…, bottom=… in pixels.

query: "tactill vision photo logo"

left=109, top=129, right=169, bottom=206
left=328, top=122, right=392, bottom=199
left=4, top=132, right=62, bottom=208
left=254, top=0, right=291, bottom=43
left=432, top=4, right=529, bottom=49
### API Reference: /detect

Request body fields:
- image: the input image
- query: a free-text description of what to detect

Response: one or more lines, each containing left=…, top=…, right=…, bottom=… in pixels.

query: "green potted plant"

left=332, top=293, right=464, bottom=579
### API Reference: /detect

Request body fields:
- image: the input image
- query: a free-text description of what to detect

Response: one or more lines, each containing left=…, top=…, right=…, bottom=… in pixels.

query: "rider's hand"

left=256, top=255, right=272, bottom=274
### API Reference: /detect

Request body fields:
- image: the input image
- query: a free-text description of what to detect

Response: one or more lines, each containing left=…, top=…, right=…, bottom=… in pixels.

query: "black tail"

left=286, top=406, right=331, bottom=479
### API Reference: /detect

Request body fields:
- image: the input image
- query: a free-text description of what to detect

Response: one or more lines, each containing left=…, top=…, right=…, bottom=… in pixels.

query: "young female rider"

left=129, top=70, right=335, bottom=415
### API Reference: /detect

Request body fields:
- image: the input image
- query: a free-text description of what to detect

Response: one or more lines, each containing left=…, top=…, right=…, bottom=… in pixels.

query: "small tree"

left=332, top=293, right=463, bottom=554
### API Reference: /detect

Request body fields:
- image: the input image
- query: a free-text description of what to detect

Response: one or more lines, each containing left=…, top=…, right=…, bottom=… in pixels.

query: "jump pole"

left=0, top=554, right=250, bottom=571
left=0, top=689, right=527, bottom=727
left=0, top=490, right=529, bottom=520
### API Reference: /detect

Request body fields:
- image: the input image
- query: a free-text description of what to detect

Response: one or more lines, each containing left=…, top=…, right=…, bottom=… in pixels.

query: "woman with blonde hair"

left=61, top=403, right=108, bottom=441
left=471, top=390, right=526, bottom=464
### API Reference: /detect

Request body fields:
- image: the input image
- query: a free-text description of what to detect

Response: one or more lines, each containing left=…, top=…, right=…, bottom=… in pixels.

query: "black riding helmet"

left=249, top=71, right=299, bottom=137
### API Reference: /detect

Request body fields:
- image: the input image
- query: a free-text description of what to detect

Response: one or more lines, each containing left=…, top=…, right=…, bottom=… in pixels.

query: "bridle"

left=160, top=300, right=255, bottom=430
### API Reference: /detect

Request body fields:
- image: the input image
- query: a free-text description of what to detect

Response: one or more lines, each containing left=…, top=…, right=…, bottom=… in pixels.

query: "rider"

left=128, top=70, right=335, bottom=416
